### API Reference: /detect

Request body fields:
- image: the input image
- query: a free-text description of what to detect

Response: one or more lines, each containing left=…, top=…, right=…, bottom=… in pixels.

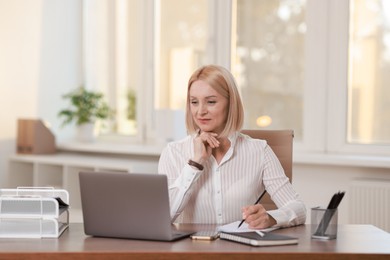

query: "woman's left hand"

left=241, top=204, right=277, bottom=229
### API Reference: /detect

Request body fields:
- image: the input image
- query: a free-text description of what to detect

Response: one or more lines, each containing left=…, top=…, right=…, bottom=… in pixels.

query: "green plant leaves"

left=58, top=87, right=114, bottom=127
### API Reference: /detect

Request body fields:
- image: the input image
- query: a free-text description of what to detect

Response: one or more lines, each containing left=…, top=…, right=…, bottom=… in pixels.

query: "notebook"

left=220, top=231, right=298, bottom=247
left=79, top=171, right=194, bottom=241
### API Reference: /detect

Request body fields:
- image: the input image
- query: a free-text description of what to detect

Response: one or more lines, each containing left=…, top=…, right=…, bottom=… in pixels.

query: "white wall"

left=0, top=0, right=82, bottom=186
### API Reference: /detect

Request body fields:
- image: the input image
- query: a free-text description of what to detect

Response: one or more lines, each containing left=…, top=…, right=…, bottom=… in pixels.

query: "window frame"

left=254, top=0, right=390, bottom=157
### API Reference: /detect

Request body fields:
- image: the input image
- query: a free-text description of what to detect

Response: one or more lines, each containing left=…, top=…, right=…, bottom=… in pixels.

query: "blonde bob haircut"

left=185, top=64, right=244, bottom=138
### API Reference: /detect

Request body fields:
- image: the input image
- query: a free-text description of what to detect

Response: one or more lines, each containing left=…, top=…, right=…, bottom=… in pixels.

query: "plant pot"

left=76, top=123, right=96, bottom=142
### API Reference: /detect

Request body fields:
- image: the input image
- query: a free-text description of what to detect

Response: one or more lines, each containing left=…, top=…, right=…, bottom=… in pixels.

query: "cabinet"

left=8, top=152, right=160, bottom=223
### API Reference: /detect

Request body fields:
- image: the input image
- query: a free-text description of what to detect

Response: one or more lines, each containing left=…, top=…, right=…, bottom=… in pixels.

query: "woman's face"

left=189, top=80, right=228, bottom=134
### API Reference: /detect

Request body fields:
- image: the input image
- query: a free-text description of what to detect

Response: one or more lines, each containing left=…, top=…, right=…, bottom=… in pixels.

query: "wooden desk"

left=0, top=224, right=389, bottom=259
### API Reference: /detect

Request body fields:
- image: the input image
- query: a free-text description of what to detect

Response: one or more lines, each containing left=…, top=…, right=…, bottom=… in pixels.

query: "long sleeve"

left=158, top=136, right=203, bottom=222
left=261, top=145, right=307, bottom=227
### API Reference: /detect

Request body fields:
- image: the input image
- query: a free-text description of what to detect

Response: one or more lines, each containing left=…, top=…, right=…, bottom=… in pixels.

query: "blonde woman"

left=158, top=65, right=306, bottom=229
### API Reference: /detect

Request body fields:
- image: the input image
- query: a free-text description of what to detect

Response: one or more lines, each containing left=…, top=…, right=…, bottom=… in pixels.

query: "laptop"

left=79, top=171, right=194, bottom=241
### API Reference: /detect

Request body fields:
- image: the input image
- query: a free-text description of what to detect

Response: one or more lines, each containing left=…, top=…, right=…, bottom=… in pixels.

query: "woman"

left=158, top=64, right=306, bottom=229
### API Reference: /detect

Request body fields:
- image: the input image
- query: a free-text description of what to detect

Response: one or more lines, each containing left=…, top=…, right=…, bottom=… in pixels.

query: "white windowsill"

left=294, top=152, right=390, bottom=169
left=56, top=141, right=390, bottom=169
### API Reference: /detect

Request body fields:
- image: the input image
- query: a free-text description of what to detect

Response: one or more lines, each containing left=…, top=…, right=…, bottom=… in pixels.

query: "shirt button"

left=217, top=190, right=220, bottom=194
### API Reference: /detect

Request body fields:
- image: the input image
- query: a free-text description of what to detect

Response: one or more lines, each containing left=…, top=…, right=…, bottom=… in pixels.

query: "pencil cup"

left=311, top=207, right=338, bottom=240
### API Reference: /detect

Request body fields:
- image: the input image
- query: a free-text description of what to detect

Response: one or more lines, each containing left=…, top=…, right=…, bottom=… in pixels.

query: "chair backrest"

left=240, top=129, right=294, bottom=210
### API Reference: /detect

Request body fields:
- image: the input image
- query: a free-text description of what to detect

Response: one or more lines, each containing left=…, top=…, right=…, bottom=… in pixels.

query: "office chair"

left=241, top=129, right=294, bottom=210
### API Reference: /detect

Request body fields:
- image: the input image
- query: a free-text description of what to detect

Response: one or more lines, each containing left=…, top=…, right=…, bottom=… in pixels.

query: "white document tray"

left=0, top=187, right=69, bottom=238
left=0, top=210, right=69, bottom=238
left=0, top=187, right=69, bottom=219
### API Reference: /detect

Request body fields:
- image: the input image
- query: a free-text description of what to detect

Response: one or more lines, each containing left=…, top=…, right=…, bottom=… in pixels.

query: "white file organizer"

left=0, top=187, right=69, bottom=238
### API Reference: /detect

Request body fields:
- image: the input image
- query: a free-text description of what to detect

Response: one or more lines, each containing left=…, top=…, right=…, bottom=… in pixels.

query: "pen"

left=237, top=190, right=267, bottom=228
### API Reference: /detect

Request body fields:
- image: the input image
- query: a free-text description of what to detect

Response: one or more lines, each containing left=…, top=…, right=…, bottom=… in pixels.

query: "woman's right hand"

left=192, top=131, right=219, bottom=163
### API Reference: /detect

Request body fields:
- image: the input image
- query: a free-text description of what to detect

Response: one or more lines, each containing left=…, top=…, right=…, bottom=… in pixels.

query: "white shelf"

left=57, top=141, right=164, bottom=156
left=8, top=152, right=160, bottom=223
left=11, top=153, right=138, bottom=171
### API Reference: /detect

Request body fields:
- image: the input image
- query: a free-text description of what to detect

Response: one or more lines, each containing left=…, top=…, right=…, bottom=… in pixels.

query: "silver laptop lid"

left=79, top=171, right=174, bottom=241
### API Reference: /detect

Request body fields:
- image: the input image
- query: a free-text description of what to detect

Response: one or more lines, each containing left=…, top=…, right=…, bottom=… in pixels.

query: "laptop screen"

left=79, top=171, right=180, bottom=241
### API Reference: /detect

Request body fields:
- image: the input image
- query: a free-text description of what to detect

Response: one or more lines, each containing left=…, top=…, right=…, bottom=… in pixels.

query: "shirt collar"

left=227, top=131, right=239, bottom=148
left=218, top=131, right=239, bottom=165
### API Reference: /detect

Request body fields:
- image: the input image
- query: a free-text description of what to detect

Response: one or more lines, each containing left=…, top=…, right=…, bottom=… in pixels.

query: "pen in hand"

left=237, top=190, right=267, bottom=228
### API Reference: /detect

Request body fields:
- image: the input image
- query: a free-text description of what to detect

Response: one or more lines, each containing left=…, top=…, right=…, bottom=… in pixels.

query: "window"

left=348, top=0, right=390, bottom=145
left=326, top=0, right=390, bottom=155
left=232, top=0, right=306, bottom=140
left=83, top=0, right=141, bottom=139
left=83, top=0, right=390, bottom=157
left=155, top=0, right=210, bottom=111
left=153, top=0, right=211, bottom=142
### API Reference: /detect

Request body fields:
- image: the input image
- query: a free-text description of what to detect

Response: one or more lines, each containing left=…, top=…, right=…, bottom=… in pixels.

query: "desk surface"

left=0, top=224, right=389, bottom=259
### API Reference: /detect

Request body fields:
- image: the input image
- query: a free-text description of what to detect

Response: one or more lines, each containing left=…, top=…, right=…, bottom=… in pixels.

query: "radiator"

left=349, top=179, right=390, bottom=232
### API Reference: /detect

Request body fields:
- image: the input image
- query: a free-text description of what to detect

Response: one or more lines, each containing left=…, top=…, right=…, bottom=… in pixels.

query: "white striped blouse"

left=158, top=132, right=306, bottom=227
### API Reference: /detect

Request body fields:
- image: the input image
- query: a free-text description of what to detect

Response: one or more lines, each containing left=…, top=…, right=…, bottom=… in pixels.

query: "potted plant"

left=58, top=87, right=113, bottom=142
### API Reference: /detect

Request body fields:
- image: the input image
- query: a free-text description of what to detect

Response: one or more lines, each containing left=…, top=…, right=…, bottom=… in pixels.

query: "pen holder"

left=311, top=207, right=338, bottom=240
